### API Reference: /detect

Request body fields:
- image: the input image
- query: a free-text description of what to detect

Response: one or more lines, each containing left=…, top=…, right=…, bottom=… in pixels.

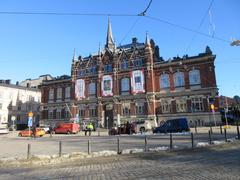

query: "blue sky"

left=0, top=0, right=239, bottom=97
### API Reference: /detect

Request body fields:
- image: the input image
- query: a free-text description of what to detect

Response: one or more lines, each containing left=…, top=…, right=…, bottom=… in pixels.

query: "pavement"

left=0, top=126, right=238, bottom=160
left=0, top=141, right=240, bottom=179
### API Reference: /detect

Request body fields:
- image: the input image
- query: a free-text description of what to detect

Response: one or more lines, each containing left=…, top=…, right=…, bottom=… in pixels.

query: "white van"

left=134, top=120, right=152, bottom=133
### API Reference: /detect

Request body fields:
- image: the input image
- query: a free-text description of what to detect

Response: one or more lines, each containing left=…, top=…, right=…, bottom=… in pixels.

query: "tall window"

left=176, top=99, right=187, bottom=112
left=160, top=73, right=170, bottom=89
left=120, top=60, right=129, bottom=70
left=79, top=105, right=85, bottom=117
left=174, top=72, right=185, bottom=87
left=79, top=69, right=86, bottom=77
left=56, top=109, right=61, bottom=119
left=65, top=87, right=71, bottom=99
left=136, top=102, right=144, bottom=114
left=121, top=78, right=130, bottom=95
left=122, top=103, right=130, bottom=115
left=104, top=64, right=112, bottom=73
left=191, top=97, right=204, bottom=112
left=189, top=69, right=200, bottom=85
left=48, top=89, right=54, bottom=101
left=57, top=88, right=62, bottom=100
left=48, top=110, right=53, bottom=119
left=161, top=99, right=171, bottom=113
left=88, top=82, right=96, bottom=97
left=89, top=106, right=97, bottom=117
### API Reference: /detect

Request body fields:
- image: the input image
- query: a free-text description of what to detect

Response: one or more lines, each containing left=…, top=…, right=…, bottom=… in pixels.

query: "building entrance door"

left=104, top=103, right=113, bottom=129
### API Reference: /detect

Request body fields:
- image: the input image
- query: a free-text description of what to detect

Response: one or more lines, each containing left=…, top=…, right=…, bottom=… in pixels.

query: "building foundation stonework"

left=40, top=21, right=220, bottom=128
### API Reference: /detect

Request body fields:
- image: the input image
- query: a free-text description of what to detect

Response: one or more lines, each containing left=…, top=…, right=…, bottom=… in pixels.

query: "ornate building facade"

left=40, top=20, right=220, bottom=128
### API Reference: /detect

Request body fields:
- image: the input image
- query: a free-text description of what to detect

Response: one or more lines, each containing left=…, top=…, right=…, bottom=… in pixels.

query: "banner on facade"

left=102, top=75, right=113, bottom=96
left=75, top=79, right=85, bottom=100
left=131, top=70, right=145, bottom=94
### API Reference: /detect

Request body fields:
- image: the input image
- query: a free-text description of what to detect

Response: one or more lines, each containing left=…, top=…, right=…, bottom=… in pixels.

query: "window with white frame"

left=56, top=109, right=61, bottom=119
left=161, top=99, right=171, bottom=113
left=89, top=105, right=97, bottom=117
left=122, top=102, right=130, bottom=115
left=121, top=78, right=130, bottom=95
left=174, top=71, right=185, bottom=87
left=176, top=99, right=187, bottom=112
left=189, top=69, right=200, bottom=85
left=191, top=97, right=204, bottom=112
left=57, top=88, right=62, bottom=99
left=65, top=87, right=71, bottom=99
left=88, top=82, right=96, bottom=97
left=136, top=101, right=144, bottom=114
left=48, top=110, right=53, bottom=119
left=79, top=105, right=85, bottom=117
left=48, top=89, right=54, bottom=101
left=160, top=73, right=170, bottom=89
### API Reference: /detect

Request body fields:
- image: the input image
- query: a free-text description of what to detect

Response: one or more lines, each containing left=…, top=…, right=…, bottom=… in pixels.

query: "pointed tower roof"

left=105, top=18, right=115, bottom=51
left=145, top=32, right=150, bottom=46
left=72, top=48, right=77, bottom=62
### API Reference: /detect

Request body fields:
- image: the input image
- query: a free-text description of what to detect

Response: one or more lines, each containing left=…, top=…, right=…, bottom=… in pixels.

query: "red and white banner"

left=102, top=75, right=113, bottom=96
left=131, top=70, right=145, bottom=94
left=75, top=79, right=85, bottom=100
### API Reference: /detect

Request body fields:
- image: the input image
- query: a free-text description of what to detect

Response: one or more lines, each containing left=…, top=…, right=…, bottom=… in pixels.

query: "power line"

left=0, top=11, right=138, bottom=17
left=138, top=0, right=153, bottom=16
left=185, top=0, right=215, bottom=53
left=144, top=15, right=231, bottom=44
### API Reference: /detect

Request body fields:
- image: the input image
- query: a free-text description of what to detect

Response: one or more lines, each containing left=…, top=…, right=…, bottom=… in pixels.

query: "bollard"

left=117, top=137, right=121, bottom=154
left=59, top=141, right=62, bottom=157
left=208, top=130, right=212, bottom=145
left=144, top=136, right=148, bottom=152
left=98, top=129, right=100, bottom=136
left=27, top=144, right=31, bottom=159
left=210, top=124, right=213, bottom=134
left=88, top=140, right=91, bottom=154
left=191, top=133, right=194, bottom=149
left=237, top=122, right=240, bottom=140
left=194, top=124, right=197, bottom=134
left=50, top=131, right=52, bottom=138
left=220, top=124, right=223, bottom=134
left=224, top=129, right=227, bottom=142
left=170, top=133, right=173, bottom=149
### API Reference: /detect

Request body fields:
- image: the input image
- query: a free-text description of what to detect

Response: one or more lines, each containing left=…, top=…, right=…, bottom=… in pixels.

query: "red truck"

left=53, top=123, right=80, bottom=134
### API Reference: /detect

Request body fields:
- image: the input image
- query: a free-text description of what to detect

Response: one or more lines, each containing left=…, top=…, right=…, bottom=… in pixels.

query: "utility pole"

left=224, top=97, right=229, bottom=127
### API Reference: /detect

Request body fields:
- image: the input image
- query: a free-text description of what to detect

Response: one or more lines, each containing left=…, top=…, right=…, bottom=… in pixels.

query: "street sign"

left=11, top=116, right=16, bottom=121
left=28, top=117, right=33, bottom=127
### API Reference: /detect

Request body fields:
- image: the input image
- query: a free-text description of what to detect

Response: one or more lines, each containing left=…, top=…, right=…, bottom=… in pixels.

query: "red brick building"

left=40, top=20, right=220, bottom=128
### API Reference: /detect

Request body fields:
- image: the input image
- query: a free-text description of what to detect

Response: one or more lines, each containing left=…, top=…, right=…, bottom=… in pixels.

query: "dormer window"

left=133, top=59, right=143, bottom=67
left=120, top=60, right=129, bottom=70
left=104, top=64, right=112, bottom=73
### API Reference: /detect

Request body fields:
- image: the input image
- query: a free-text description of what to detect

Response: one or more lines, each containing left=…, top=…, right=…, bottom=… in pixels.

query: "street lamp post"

left=106, top=116, right=109, bottom=130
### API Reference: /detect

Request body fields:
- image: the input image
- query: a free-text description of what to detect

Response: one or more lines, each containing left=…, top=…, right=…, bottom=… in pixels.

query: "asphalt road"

left=0, top=128, right=238, bottom=159
left=0, top=142, right=240, bottom=180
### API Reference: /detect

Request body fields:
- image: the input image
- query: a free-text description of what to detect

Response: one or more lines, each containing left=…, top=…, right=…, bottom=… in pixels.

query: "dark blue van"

left=153, top=118, right=190, bottom=133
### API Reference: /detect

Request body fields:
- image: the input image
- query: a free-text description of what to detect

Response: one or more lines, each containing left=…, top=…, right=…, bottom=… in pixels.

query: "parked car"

left=39, top=125, right=50, bottom=133
left=18, top=128, right=45, bottom=137
left=109, top=122, right=136, bottom=135
left=133, top=120, right=152, bottom=133
left=53, top=123, right=80, bottom=134
left=0, top=128, right=9, bottom=134
left=153, top=118, right=190, bottom=134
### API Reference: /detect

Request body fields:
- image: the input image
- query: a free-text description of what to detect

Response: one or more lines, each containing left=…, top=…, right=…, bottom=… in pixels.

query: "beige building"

left=0, top=80, right=41, bottom=129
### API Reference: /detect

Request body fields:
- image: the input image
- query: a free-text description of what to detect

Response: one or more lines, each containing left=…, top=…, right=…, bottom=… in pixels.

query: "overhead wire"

left=185, top=0, right=215, bottom=53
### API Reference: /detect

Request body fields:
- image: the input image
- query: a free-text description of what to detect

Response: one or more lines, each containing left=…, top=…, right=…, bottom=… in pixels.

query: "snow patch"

left=122, top=148, right=144, bottom=154
left=149, top=146, right=168, bottom=151
left=196, top=142, right=210, bottom=147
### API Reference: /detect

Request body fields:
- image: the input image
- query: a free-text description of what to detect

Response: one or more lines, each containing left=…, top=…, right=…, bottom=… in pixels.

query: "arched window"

left=189, top=69, right=200, bottom=85
left=160, top=73, right=170, bottom=89
left=174, top=72, right=185, bottom=87
left=121, top=78, right=130, bottom=95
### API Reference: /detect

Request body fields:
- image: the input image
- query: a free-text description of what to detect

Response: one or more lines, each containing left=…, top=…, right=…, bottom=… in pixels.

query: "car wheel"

left=18, top=133, right=22, bottom=137
left=67, top=131, right=71, bottom=134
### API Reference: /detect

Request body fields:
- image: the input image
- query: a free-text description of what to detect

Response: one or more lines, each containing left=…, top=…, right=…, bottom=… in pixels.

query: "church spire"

left=145, top=32, right=150, bottom=46
left=72, top=48, right=77, bottom=62
left=105, top=18, right=115, bottom=51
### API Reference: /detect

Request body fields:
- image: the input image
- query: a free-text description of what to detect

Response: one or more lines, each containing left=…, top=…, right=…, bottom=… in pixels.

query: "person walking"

left=87, top=123, right=94, bottom=136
